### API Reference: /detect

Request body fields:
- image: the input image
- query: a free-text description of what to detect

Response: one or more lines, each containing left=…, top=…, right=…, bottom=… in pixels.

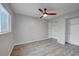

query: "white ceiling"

left=10, top=3, right=79, bottom=19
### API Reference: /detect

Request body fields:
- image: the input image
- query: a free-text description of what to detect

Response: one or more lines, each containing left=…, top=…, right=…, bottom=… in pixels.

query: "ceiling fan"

left=38, top=8, right=56, bottom=18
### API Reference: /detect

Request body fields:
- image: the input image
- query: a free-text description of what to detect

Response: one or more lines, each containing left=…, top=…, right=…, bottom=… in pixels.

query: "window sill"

left=0, top=32, right=10, bottom=35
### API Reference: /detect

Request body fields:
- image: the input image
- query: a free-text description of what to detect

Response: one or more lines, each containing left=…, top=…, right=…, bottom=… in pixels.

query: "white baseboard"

left=57, top=40, right=65, bottom=45
left=14, top=38, right=49, bottom=45
left=8, top=43, right=15, bottom=56
left=68, top=41, right=79, bottom=46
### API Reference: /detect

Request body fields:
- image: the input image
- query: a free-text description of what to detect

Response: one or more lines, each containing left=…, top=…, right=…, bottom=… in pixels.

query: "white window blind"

left=0, top=4, right=11, bottom=33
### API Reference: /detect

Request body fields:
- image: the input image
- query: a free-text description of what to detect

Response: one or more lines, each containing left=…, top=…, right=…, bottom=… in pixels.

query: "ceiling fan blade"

left=38, top=9, right=43, bottom=13
left=47, top=13, right=56, bottom=15
left=40, top=16, right=43, bottom=19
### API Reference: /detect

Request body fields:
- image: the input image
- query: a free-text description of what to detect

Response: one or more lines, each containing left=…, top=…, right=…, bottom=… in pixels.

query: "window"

left=0, top=4, right=11, bottom=34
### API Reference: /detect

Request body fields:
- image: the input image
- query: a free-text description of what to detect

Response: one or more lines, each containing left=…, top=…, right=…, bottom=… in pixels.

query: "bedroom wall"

left=14, top=14, right=48, bottom=45
left=48, top=17, right=65, bottom=44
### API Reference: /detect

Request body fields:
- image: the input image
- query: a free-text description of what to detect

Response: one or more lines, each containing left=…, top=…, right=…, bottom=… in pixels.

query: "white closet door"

left=69, top=18, right=79, bottom=45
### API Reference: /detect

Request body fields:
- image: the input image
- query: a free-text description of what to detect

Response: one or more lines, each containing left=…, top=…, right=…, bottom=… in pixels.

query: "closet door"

left=69, top=18, right=79, bottom=45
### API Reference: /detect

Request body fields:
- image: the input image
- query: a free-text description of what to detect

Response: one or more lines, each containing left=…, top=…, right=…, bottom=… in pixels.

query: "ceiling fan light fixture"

left=38, top=8, right=56, bottom=18
left=43, top=14, right=47, bottom=17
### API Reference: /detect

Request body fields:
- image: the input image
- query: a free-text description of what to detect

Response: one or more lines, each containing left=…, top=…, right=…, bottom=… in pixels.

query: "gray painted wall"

left=48, top=18, right=65, bottom=44
left=14, top=14, right=48, bottom=45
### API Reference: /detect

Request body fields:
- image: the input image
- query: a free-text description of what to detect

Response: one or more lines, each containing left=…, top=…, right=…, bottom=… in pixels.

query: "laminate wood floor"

left=10, top=39, right=79, bottom=56
left=65, top=43, right=79, bottom=56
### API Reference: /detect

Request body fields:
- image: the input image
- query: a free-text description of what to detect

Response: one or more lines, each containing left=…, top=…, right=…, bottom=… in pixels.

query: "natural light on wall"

left=0, top=4, right=11, bottom=34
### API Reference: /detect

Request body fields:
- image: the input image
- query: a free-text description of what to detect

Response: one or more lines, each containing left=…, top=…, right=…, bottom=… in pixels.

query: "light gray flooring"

left=11, top=39, right=79, bottom=56
left=65, top=43, right=79, bottom=56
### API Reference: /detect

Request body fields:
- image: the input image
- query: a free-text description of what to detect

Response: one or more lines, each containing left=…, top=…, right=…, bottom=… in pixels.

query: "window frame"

left=0, top=4, right=11, bottom=34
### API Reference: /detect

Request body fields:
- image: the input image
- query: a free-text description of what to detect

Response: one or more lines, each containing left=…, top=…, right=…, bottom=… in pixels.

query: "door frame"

left=65, top=19, right=70, bottom=44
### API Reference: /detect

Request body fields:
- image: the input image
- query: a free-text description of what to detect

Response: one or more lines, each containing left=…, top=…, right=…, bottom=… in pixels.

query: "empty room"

left=0, top=3, right=79, bottom=56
